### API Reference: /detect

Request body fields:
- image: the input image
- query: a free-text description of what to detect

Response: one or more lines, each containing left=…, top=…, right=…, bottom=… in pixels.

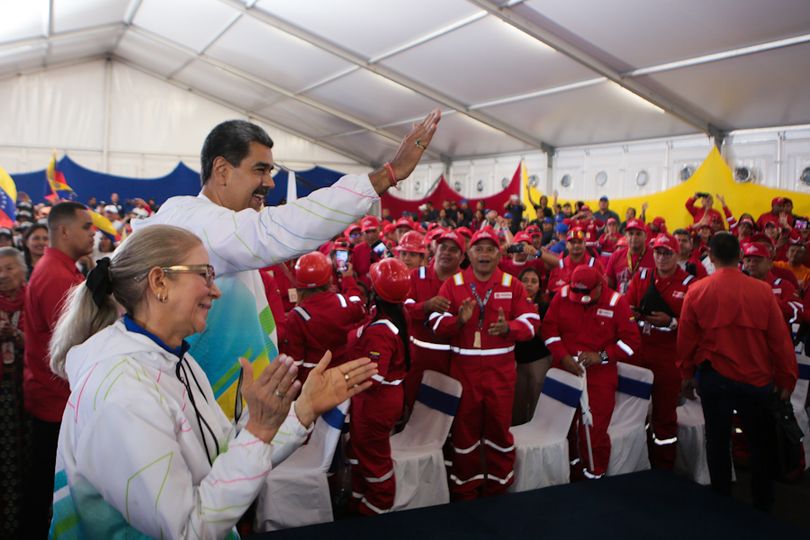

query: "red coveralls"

left=765, top=273, right=803, bottom=326
left=348, top=319, right=407, bottom=515
left=547, top=254, right=603, bottom=295
left=542, top=286, right=641, bottom=477
left=280, top=277, right=366, bottom=383
left=403, top=264, right=452, bottom=409
left=261, top=261, right=298, bottom=312
left=625, top=267, right=696, bottom=468
left=433, top=268, right=540, bottom=499
left=605, top=247, right=655, bottom=294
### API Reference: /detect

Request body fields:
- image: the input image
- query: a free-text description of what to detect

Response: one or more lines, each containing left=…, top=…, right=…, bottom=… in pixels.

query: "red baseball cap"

left=437, top=230, right=465, bottom=252
left=739, top=216, right=755, bottom=226
left=651, top=233, right=678, bottom=253
left=470, top=228, right=500, bottom=247
left=344, top=224, right=361, bottom=237
left=513, top=232, right=532, bottom=245
left=606, top=217, right=618, bottom=225
left=567, top=228, right=586, bottom=242
left=580, top=205, right=591, bottom=212
left=382, top=223, right=396, bottom=235
left=749, top=232, right=774, bottom=246
left=569, top=265, right=603, bottom=304
left=771, top=197, right=785, bottom=207
left=456, top=226, right=473, bottom=239
left=742, top=242, right=771, bottom=259
left=360, top=215, right=380, bottom=231
left=625, top=219, right=646, bottom=233
left=425, top=227, right=446, bottom=244
left=395, top=217, right=414, bottom=230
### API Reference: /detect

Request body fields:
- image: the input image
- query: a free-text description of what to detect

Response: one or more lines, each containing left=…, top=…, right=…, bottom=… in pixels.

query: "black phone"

left=795, top=219, right=808, bottom=231
left=335, top=249, right=349, bottom=272
left=506, top=244, right=524, bottom=254
left=372, top=240, right=390, bottom=258
left=695, top=192, right=710, bottom=199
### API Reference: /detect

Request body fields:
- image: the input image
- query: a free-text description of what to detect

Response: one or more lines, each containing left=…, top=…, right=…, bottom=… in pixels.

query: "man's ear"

left=212, top=156, right=230, bottom=186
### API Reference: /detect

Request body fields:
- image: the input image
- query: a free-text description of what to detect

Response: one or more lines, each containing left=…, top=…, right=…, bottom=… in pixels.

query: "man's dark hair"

left=709, top=232, right=740, bottom=266
left=200, top=120, right=274, bottom=186
left=672, top=228, right=690, bottom=237
left=48, top=202, right=87, bottom=231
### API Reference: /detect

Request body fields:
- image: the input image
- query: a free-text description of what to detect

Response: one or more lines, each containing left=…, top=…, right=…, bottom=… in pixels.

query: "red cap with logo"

left=437, top=230, right=465, bottom=252
left=651, top=233, right=679, bottom=253
left=425, top=227, right=446, bottom=245
left=456, top=226, right=473, bottom=239
left=742, top=242, right=771, bottom=259
left=395, top=217, right=414, bottom=230
left=567, top=228, right=586, bottom=242
left=625, top=219, right=646, bottom=233
left=568, top=265, right=603, bottom=304
left=470, top=227, right=500, bottom=247
left=360, top=215, right=380, bottom=231
left=396, top=231, right=427, bottom=254
left=344, top=224, right=361, bottom=237
left=512, top=232, right=532, bottom=245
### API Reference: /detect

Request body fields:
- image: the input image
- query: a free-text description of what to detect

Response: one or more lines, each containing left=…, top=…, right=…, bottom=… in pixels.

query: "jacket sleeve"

left=605, top=252, right=620, bottom=290
left=603, top=295, right=641, bottom=363
left=507, top=280, right=541, bottom=341
left=764, top=293, right=799, bottom=392
left=774, top=281, right=803, bottom=325
left=77, top=390, right=306, bottom=539
left=280, top=312, right=305, bottom=363
left=355, top=325, right=397, bottom=384
left=540, top=293, right=570, bottom=362
left=432, top=280, right=462, bottom=338
left=685, top=196, right=699, bottom=218
left=404, top=274, right=428, bottom=323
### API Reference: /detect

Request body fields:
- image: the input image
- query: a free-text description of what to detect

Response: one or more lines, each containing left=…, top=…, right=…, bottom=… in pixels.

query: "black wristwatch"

left=599, top=350, right=609, bottom=364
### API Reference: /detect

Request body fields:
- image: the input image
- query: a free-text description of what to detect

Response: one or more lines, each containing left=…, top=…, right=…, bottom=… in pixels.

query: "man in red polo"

left=23, top=202, right=94, bottom=537
left=605, top=219, right=654, bottom=294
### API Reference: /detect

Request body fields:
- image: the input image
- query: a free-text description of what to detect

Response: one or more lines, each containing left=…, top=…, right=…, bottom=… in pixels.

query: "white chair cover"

left=607, top=362, right=653, bottom=476
left=508, top=368, right=584, bottom=492
left=254, top=400, right=349, bottom=532
left=391, top=370, right=462, bottom=511
left=674, top=396, right=710, bottom=484
left=792, top=344, right=810, bottom=469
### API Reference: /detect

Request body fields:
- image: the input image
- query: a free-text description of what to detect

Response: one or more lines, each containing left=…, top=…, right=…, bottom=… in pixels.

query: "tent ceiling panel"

left=174, top=59, right=284, bottom=112
left=302, top=68, right=440, bottom=127
left=638, top=42, right=810, bottom=131
left=206, top=15, right=355, bottom=94
left=46, top=28, right=120, bottom=66
left=133, top=0, right=240, bottom=53
left=254, top=98, right=363, bottom=140
left=53, top=0, right=130, bottom=34
left=482, top=80, right=697, bottom=147
left=253, top=0, right=482, bottom=59
left=0, top=44, right=48, bottom=76
left=321, top=131, right=401, bottom=166
left=114, top=30, right=194, bottom=78
left=521, top=0, right=810, bottom=69
left=380, top=15, right=595, bottom=106
left=0, top=1, right=48, bottom=45
left=384, top=113, right=533, bottom=158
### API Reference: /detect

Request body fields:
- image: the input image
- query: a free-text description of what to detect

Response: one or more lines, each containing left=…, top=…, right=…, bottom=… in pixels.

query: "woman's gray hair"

left=50, top=225, right=203, bottom=379
left=0, top=247, right=26, bottom=270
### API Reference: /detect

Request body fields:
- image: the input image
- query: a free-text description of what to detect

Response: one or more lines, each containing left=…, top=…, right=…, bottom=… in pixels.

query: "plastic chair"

left=674, top=396, right=711, bottom=484
left=792, top=345, right=810, bottom=469
left=391, top=370, right=462, bottom=511
left=607, top=362, right=653, bottom=476
left=508, top=368, right=584, bottom=492
left=254, top=400, right=349, bottom=531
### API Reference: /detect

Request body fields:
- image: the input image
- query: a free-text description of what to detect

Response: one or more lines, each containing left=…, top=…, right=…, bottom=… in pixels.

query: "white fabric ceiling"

left=1, top=0, right=809, bottom=166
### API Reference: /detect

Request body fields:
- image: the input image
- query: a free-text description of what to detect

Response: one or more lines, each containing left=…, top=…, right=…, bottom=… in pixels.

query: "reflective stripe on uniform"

left=609, top=292, right=620, bottom=306
left=453, top=272, right=464, bottom=286
left=616, top=339, right=634, bottom=356
left=336, top=294, right=347, bottom=308
left=371, top=319, right=399, bottom=335
left=484, top=439, right=515, bottom=452
left=453, top=440, right=481, bottom=454
left=502, top=273, right=512, bottom=286
left=544, top=336, right=562, bottom=346
left=451, top=345, right=515, bottom=356
left=371, top=375, right=404, bottom=385
left=410, top=336, right=451, bottom=351
left=364, top=469, right=394, bottom=484
left=293, top=306, right=311, bottom=321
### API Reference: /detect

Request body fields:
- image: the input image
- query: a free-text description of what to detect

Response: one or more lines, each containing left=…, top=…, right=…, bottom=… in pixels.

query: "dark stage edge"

left=251, top=470, right=806, bottom=540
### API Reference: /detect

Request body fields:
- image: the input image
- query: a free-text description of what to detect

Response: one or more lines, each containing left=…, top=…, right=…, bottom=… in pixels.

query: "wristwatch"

left=599, top=350, right=609, bottom=364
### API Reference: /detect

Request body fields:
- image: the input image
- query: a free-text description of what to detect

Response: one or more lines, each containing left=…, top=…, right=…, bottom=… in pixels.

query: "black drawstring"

left=176, top=357, right=219, bottom=466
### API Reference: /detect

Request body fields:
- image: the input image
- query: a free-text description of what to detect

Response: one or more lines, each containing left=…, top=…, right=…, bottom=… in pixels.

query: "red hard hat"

left=370, top=258, right=411, bottom=303
left=294, top=251, right=332, bottom=288
left=396, top=230, right=427, bottom=254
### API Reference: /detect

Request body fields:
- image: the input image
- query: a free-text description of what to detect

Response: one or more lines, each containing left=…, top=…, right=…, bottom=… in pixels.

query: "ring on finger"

left=274, top=389, right=285, bottom=398
left=415, top=139, right=427, bottom=150
left=344, top=373, right=350, bottom=382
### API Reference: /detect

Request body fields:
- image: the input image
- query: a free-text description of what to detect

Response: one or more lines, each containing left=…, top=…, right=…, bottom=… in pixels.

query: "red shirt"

left=677, top=267, right=797, bottom=391
left=605, top=247, right=655, bottom=294
left=23, top=247, right=84, bottom=422
left=405, top=264, right=452, bottom=348
left=685, top=197, right=726, bottom=228
left=547, top=254, right=603, bottom=295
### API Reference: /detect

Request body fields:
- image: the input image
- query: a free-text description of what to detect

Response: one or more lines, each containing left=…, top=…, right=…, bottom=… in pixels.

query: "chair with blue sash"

left=509, top=368, right=584, bottom=492
left=607, top=362, right=653, bottom=475
left=254, top=400, right=349, bottom=531
left=391, top=370, right=462, bottom=511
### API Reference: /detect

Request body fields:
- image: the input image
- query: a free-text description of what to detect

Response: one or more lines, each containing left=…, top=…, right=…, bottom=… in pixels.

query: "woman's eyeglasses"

left=161, top=265, right=216, bottom=287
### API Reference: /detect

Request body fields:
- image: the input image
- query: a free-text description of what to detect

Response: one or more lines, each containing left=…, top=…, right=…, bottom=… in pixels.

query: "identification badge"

left=288, top=288, right=298, bottom=303
left=597, top=308, right=614, bottom=318
left=474, top=330, right=482, bottom=348
left=494, top=292, right=512, bottom=300
left=672, top=291, right=685, bottom=299
left=772, top=288, right=782, bottom=295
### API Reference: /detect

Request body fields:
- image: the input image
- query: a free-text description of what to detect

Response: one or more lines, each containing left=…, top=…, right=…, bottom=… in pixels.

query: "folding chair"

left=508, top=368, right=584, bottom=492
left=607, top=362, right=653, bottom=476
left=254, top=400, right=349, bottom=531
left=391, top=370, right=462, bottom=511
left=674, top=397, right=710, bottom=484
left=792, top=345, right=810, bottom=469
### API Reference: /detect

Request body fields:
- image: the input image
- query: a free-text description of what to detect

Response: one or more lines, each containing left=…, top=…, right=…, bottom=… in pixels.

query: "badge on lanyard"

left=470, top=283, right=493, bottom=349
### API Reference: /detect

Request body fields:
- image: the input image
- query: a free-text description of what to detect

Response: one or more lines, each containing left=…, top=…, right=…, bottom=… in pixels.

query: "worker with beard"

left=605, top=219, right=654, bottom=294
left=432, top=228, right=540, bottom=499
left=403, top=230, right=465, bottom=410
left=542, top=265, right=641, bottom=479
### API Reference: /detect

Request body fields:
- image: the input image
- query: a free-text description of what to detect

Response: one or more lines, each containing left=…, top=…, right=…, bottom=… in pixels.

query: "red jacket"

left=764, top=272, right=803, bottom=326
left=542, top=286, right=641, bottom=366
left=23, top=247, right=83, bottom=421
left=605, top=247, right=655, bottom=293
left=433, top=268, right=539, bottom=353
left=625, top=267, right=696, bottom=355
left=259, top=269, right=288, bottom=346
left=349, top=318, right=407, bottom=387
left=547, top=254, right=603, bottom=295
left=405, top=264, right=452, bottom=350
left=262, top=262, right=297, bottom=313
left=685, top=197, right=727, bottom=228
left=677, top=267, right=797, bottom=391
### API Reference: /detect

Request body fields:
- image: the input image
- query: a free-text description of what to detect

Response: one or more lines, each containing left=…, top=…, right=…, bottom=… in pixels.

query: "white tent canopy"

left=1, top=0, right=809, bottom=169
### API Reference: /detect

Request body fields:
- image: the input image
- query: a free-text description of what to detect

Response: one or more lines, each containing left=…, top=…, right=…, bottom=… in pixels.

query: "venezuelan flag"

left=89, top=210, right=121, bottom=242
left=0, top=166, right=17, bottom=228
left=46, top=154, right=74, bottom=201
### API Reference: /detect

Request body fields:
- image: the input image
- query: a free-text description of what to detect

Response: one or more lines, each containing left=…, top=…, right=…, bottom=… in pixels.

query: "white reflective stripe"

left=453, top=272, right=464, bottom=285
left=774, top=278, right=782, bottom=285
left=337, top=294, right=347, bottom=308
left=484, top=439, right=515, bottom=452
left=360, top=497, right=391, bottom=514
left=570, top=458, right=581, bottom=466
left=558, top=259, right=564, bottom=268
left=444, top=460, right=453, bottom=467
left=609, top=292, right=620, bottom=307
left=640, top=268, right=648, bottom=280
left=349, top=295, right=362, bottom=303
left=452, top=345, right=515, bottom=356
left=727, top=216, right=734, bottom=222
left=560, top=285, right=569, bottom=298
left=351, top=491, right=363, bottom=499
left=428, top=311, right=443, bottom=321
left=364, top=469, right=394, bottom=484
left=583, top=469, right=605, bottom=479
left=348, top=458, right=359, bottom=465
left=517, top=312, right=541, bottom=323
left=616, top=339, right=634, bottom=356
left=293, top=306, right=311, bottom=321
left=653, top=435, right=678, bottom=446
left=588, top=258, right=595, bottom=267
left=487, top=470, right=515, bottom=485
left=371, top=319, right=399, bottom=335
left=682, top=275, right=694, bottom=285
left=544, top=336, right=562, bottom=346
left=450, top=473, right=485, bottom=485
left=403, top=298, right=416, bottom=305
left=502, top=273, right=512, bottom=286
left=371, top=375, right=404, bottom=386
left=453, top=440, right=481, bottom=455
left=789, top=302, right=800, bottom=324
left=419, top=266, right=426, bottom=279
left=301, top=362, right=319, bottom=368
left=432, top=312, right=452, bottom=332
left=292, top=360, right=304, bottom=367
left=517, top=318, right=535, bottom=336
left=410, top=336, right=451, bottom=351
